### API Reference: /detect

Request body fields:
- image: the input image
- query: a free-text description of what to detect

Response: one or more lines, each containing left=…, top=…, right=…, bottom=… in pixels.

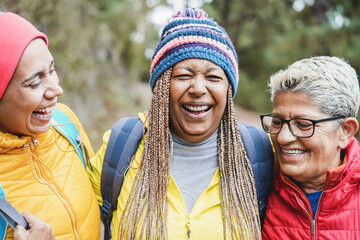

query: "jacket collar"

left=0, top=130, right=49, bottom=153
left=326, top=137, right=360, bottom=188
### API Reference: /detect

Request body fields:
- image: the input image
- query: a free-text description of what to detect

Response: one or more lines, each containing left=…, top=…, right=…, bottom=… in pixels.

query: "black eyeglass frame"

left=260, top=113, right=346, bottom=138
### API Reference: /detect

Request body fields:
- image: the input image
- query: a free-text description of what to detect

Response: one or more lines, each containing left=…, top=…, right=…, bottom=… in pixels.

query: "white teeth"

left=184, top=105, right=210, bottom=112
left=33, top=112, right=53, bottom=119
left=282, top=149, right=305, bottom=156
left=34, top=105, right=56, bottom=113
left=33, top=105, right=56, bottom=119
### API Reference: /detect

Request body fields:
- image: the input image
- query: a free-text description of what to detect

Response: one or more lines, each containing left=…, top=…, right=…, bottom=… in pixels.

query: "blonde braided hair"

left=218, top=86, right=261, bottom=239
left=119, top=69, right=261, bottom=239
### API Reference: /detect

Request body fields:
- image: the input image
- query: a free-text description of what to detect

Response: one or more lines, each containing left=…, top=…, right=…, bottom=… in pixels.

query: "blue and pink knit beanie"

left=150, top=8, right=239, bottom=97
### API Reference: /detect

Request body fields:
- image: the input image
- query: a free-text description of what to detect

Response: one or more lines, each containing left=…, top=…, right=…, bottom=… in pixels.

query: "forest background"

left=2, top=0, right=360, bottom=149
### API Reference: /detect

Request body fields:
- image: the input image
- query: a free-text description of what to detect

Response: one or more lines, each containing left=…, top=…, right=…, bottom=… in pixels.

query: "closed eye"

left=206, top=75, right=223, bottom=82
left=49, top=66, right=57, bottom=74
left=28, top=79, right=43, bottom=89
left=172, top=74, right=192, bottom=80
left=271, top=119, right=282, bottom=128
left=293, top=119, right=313, bottom=130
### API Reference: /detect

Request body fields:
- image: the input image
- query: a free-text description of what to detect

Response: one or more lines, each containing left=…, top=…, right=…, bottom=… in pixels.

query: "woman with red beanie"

left=0, top=11, right=100, bottom=239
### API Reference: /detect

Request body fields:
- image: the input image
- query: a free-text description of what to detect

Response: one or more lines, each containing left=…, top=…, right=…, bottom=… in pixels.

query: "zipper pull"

left=32, top=136, right=40, bottom=146
left=311, top=220, right=315, bottom=235
left=186, top=213, right=191, bottom=239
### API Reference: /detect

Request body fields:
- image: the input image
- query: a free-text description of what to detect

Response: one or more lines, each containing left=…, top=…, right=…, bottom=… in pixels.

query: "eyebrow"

left=21, top=59, right=55, bottom=84
left=173, top=65, right=193, bottom=72
left=173, top=66, right=222, bottom=73
left=205, top=67, right=222, bottom=73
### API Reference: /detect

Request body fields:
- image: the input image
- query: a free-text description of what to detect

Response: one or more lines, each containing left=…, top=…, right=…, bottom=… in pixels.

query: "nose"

left=189, top=75, right=207, bottom=96
left=276, top=122, right=297, bottom=144
left=44, top=74, right=63, bottom=99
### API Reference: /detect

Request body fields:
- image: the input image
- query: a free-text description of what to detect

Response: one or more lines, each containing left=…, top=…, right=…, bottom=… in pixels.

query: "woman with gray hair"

left=261, top=56, right=360, bottom=239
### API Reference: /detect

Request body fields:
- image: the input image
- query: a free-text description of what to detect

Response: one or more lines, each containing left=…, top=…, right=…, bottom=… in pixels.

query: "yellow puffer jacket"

left=0, top=103, right=100, bottom=240
left=87, top=113, right=250, bottom=239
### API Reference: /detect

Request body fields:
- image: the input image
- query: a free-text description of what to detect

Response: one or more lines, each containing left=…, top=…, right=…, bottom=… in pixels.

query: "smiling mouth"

left=183, top=104, right=212, bottom=115
left=33, top=105, right=56, bottom=119
left=281, top=149, right=306, bottom=156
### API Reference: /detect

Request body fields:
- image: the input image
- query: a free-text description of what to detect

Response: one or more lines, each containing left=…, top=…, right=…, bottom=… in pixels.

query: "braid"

left=119, top=69, right=172, bottom=240
left=120, top=71, right=261, bottom=239
left=218, top=86, right=261, bottom=239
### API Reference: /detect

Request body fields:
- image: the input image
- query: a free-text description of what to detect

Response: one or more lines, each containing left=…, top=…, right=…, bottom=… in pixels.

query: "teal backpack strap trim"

left=0, top=185, right=7, bottom=240
left=51, top=107, right=89, bottom=169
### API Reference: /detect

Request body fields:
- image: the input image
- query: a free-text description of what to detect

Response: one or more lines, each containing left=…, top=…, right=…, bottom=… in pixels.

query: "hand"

left=13, top=212, right=55, bottom=240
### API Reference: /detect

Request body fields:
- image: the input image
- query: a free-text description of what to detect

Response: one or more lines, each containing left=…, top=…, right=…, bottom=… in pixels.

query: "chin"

left=29, top=124, right=52, bottom=135
left=280, top=166, right=303, bottom=179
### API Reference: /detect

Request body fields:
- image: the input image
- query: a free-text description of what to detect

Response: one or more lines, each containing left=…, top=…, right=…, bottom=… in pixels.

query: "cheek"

left=271, top=135, right=279, bottom=149
left=209, top=81, right=228, bottom=98
left=305, top=130, right=334, bottom=152
left=169, top=89, right=179, bottom=116
left=169, top=81, right=187, bottom=109
left=169, top=81, right=185, bottom=99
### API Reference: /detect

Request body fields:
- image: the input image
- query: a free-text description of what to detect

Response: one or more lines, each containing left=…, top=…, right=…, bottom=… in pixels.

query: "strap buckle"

left=100, top=200, right=112, bottom=221
left=100, top=200, right=113, bottom=240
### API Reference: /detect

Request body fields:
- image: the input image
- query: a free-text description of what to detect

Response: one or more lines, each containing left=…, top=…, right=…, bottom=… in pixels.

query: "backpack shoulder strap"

left=0, top=185, right=29, bottom=240
left=237, top=123, right=274, bottom=223
left=100, top=117, right=144, bottom=240
left=51, top=107, right=89, bottom=169
left=0, top=186, right=6, bottom=240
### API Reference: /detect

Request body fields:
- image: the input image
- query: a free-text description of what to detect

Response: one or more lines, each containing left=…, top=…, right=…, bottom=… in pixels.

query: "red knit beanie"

left=0, top=12, right=48, bottom=98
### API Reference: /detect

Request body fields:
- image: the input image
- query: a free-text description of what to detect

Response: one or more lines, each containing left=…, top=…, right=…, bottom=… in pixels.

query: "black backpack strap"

left=100, top=117, right=144, bottom=240
left=237, top=123, right=274, bottom=224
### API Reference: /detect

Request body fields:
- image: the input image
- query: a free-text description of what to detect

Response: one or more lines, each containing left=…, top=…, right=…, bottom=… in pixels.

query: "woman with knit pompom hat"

left=88, top=8, right=273, bottom=240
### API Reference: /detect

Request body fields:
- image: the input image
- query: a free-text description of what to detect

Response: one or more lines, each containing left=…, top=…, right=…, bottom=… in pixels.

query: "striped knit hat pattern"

left=150, top=8, right=239, bottom=97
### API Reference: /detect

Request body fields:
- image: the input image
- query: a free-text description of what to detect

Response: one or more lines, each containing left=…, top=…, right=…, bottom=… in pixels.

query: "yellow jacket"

left=88, top=113, right=249, bottom=239
left=0, top=103, right=100, bottom=240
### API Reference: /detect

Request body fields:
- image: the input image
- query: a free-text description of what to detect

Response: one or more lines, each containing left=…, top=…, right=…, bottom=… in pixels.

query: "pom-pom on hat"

left=0, top=12, right=48, bottom=99
left=150, top=8, right=239, bottom=97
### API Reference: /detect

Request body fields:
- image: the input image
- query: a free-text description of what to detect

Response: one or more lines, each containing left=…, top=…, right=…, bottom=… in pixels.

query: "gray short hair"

left=269, top=56, right=360, bottom=117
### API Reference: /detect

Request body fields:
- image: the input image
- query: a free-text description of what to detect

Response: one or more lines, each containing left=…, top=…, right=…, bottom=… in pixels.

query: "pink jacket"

left=262, top=137, right=360, bottom=240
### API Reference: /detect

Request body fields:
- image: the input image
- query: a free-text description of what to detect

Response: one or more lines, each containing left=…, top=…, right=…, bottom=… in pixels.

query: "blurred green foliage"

left=205, top=0, right=360, bottom=114
left=2, top=0, right=360, bottom=147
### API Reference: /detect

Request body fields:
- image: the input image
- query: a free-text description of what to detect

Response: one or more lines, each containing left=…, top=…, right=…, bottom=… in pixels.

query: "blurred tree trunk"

left=313, top=0, right=330, bottom=24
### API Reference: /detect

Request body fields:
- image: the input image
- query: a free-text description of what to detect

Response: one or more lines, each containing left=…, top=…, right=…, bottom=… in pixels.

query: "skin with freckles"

left=271, top=91, right=358, bottom=193
left=169, top=59, right=229, bottom=142
left=0, top=38, right=63, bottom=136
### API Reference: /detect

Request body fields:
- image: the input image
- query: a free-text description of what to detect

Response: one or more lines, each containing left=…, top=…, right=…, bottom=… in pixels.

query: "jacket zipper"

left=186, top=212, right=191, bottom=239
left=294, top=194, right=315, bottom=240
left=312, top=192, right=324, bottom=240
left=26, top=137, right=81, bottom=240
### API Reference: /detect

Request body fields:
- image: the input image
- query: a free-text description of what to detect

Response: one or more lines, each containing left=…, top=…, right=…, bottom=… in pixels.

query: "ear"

left=338, top=117, right=359, bottom=149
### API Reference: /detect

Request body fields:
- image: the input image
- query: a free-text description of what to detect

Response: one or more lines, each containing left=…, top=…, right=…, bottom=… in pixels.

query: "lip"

left=181, top=102, right=213, bottom=119
left=32, top=103, right=57, bottom=121
left=279, top=147, right=306, bottom=162
left=34, top=102, right=57, bottom=112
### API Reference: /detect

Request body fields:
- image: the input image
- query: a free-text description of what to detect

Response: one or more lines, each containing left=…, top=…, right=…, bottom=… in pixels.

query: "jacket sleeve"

left=86, top=130, right=111, bottom=206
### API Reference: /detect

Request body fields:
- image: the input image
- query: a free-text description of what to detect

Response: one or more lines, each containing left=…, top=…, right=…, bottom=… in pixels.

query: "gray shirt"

left=170, top=130, right=218, bottom=212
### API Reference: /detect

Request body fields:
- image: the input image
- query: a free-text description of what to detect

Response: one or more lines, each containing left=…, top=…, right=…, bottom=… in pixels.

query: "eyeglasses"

left=260, top=114, right=345, bottom=138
